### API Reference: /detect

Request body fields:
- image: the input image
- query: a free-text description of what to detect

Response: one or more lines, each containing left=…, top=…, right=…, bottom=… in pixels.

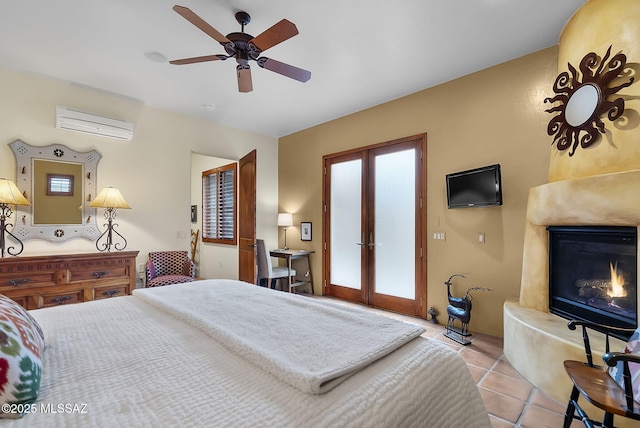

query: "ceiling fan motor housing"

left=224, top=32, right=261, bottom=61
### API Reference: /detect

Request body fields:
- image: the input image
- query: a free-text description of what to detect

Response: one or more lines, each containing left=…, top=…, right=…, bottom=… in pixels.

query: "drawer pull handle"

left=6, top=279, right=30, bottom=287
left=92, top=271, right=110, bottom=278
left=101, top=289, right=121, bottom=297
left=52, top=295, right=72, bottom=305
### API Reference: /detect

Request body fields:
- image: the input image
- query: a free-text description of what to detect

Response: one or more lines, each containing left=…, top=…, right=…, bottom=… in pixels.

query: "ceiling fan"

left=170, top=5, right=311, bottom=93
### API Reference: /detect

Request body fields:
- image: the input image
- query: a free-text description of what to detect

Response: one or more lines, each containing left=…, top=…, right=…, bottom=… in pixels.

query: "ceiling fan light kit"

left=170, top=5, right=311, bottom=93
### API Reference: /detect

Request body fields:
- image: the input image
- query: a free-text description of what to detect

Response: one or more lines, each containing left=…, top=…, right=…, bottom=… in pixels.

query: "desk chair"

left=256, top=239, right=295, bottom=291
left=563, top=320, right=640, bottom=427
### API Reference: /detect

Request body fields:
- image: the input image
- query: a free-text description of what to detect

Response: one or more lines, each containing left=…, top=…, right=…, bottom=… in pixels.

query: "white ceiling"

left=0, top=0, right=587, bottom=138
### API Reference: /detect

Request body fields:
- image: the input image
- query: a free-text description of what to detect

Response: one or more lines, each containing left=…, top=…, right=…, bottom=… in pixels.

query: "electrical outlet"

left=478, top=232, right=485, bottom=244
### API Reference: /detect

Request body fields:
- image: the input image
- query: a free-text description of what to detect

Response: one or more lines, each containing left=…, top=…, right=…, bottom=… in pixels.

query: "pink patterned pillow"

left=0, top=295, right=45, bottom=418
left=146, top=260, right=157, bottom=281
left=608, top=326, right=640, bottom=404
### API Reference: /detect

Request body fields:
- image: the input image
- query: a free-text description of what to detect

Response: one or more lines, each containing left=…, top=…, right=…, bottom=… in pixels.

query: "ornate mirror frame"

left=544, top=46, right=635, bottom=156
left=10, top=139, right=102, bottom=242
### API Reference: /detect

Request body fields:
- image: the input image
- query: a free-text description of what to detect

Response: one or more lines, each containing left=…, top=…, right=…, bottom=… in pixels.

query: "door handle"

left=356, top=232, right=365, bottom=246
left=368, top=232, right=377, bottom=248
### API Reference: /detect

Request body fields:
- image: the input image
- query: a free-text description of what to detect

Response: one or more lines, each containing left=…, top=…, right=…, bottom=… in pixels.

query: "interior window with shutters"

left=202, top=163, right=237, bottom=245
left=47, top=174, right=74, bottom=196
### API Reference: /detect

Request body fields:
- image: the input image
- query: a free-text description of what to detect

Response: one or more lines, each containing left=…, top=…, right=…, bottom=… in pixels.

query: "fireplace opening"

left=548, top=226, right=637, bottom=339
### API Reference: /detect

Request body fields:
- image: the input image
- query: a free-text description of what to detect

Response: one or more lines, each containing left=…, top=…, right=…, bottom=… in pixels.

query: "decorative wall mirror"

left=10, top=139, right=101, bottom=242
left=544, top=46, right=635, bottom=156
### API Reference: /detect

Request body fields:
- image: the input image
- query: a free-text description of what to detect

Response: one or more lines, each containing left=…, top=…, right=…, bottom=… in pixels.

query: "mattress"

left=1, top=280, right=491, bottom=427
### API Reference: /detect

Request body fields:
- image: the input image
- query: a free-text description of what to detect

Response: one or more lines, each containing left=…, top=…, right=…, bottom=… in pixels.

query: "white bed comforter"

left=1, top=280, right=491, bottom=427
left=132, top=280, right=425, bottom=394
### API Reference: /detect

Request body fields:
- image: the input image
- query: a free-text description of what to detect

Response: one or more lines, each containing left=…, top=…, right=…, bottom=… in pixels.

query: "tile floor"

left=318, top=297, right=582, bottom=428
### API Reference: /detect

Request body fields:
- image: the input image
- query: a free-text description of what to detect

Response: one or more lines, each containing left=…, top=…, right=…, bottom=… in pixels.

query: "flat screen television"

left=446, top=164, right=502, bottom=208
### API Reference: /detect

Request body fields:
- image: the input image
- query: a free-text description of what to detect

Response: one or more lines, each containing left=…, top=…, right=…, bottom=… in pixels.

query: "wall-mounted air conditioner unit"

left=55, top=106, right=134, bottom=141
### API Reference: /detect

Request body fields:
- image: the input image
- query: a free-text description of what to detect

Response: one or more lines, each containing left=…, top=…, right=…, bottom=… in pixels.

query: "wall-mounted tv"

left=446, top=164, right=502, bottom=208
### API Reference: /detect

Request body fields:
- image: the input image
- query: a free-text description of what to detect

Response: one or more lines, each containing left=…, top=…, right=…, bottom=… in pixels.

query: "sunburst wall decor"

left=544, top=46, right=634, bottom=156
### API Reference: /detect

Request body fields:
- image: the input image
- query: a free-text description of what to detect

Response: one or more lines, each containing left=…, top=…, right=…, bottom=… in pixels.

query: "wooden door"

left=323, top=134, right=427, bottom=317
left=238, top=150, right=257, bottom=283
left=323, top=150, right=368, bottom=303
left=366, top=139, right=426, bottom=315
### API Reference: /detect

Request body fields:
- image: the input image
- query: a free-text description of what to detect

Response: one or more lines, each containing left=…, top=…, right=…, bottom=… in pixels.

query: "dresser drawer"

left=37, top=289, right=84, bottom=309
left=70, top=265, right=129, bottom=282
left=4, top=294, right=28, bottom=309
left=93, top=284, right=129, bottom=300
left=0, top=272, right=56, bottom=291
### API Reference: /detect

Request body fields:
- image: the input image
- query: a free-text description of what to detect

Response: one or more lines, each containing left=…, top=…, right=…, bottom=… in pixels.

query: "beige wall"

left=279, top=47, right=559, bottom=337
left=0, top=68, right=279, bottom=282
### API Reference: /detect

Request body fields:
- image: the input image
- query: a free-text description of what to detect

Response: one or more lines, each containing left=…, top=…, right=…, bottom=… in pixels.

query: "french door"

left=323, top=134, right=427, bottom=317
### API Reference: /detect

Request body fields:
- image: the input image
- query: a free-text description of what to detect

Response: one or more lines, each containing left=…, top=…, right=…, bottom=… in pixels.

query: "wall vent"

left=55, top=106, right=134, bottom=141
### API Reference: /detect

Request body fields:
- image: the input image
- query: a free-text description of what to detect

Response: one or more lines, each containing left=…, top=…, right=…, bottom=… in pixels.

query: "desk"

left=269, top=249, right=314, bottom=293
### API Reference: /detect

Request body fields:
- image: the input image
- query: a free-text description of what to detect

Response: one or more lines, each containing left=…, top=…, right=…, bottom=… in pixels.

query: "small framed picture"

left=301, top=222, right=312, bottom=241
left=191, top=205, right=197, bottom=223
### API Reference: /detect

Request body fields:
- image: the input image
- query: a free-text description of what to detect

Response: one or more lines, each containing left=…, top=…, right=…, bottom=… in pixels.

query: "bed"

left=0, top=279, right=490, bottom=427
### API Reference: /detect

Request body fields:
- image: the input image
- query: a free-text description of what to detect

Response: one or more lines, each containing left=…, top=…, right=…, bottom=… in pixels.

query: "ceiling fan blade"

left=173, top=5, right=231, bottom=45
left=237, top=66, right=253, bottom=93
left=170, top=54, right=227, bottom=65
left=257, top=57, right=311, bottom=83
left=249, top=19, right=298, bottom=52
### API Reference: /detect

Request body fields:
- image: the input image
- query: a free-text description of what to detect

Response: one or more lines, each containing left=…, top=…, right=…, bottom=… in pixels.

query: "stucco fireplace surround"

left=504, top=170, right=639, bottom=404
left=503, top=0, right=640, bottom=418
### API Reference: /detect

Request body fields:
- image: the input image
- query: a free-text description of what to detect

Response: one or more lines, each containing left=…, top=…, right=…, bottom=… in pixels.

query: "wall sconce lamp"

left=277, top=212, right=293, bottom=250
left=89, top=187, right=131, bottom=252
left=0, top=178, right=30, bottom=257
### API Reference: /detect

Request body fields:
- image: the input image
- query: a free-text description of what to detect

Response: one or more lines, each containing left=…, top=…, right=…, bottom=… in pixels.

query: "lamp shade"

left=277, top=212, right=293, bottom=227
left=0, top=178, right=30, bottom=206
left=89, top=187, right=131, bottom=209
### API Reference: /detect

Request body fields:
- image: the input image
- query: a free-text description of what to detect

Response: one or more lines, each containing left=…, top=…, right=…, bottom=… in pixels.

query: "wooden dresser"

left=0, top=251, right=138, bottom=310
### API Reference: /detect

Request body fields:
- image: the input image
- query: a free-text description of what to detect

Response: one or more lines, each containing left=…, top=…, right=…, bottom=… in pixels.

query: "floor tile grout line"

left=478, top=384, right=528, bottom=425
left=513, top=385, right=538, bottom=427
left=489, top=414, right=516, bottom=427
left=475, top=353, right=503, bottom=386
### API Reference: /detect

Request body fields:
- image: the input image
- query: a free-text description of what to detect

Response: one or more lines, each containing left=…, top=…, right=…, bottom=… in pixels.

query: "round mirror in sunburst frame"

left=544, top=46, right=634, bottom=157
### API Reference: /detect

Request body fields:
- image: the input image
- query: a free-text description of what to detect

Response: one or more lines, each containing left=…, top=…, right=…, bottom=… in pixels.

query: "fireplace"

left=548, top=226, right=637, bottom=336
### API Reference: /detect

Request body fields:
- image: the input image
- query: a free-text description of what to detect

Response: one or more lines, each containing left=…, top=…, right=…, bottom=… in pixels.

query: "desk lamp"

left=277, top=212, right=293, bottom=250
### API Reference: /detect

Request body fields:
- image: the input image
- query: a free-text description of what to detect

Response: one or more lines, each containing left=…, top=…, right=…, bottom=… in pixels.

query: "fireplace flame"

left=608, top=261, right=627, bottom=298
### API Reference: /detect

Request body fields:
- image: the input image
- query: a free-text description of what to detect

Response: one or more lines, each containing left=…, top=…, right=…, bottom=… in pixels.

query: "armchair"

left=563, top=320, right=640, bottom=427
left=145, top=251, right=195, bottom=287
